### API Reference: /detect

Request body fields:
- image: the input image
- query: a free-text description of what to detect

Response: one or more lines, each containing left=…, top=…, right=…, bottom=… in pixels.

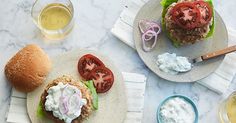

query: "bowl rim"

left=156, top=95, right=199, bottom=123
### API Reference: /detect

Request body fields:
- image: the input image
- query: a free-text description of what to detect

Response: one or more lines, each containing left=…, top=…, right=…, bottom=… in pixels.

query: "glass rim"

left=228, top=91, right=236, bottom=99
left=31, top=0, right=75, bottom=33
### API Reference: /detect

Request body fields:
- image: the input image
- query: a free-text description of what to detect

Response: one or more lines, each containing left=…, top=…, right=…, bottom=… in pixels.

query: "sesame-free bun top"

left=5, top=44, right=51, bottom=92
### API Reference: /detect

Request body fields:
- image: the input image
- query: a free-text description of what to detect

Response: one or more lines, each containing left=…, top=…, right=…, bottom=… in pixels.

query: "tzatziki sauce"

left=156, top=53, right=192, bottom=74
left=160, top=97, right=196, bottom=123
left=45, top=82, right=87, bottom=123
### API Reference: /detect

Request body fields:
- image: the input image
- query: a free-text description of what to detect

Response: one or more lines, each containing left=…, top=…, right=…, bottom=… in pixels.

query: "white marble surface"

left=0, top=0, right=236, bottom=123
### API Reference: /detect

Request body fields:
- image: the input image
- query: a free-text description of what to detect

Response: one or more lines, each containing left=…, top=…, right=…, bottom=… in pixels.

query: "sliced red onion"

left=59, top=96, right=69, bottom=114
left=139, top=20, right=161, bottom=34
left=147, top=24, right=161, bottom=35
left=67, top=93, right=81, bottom=114
left=142, top=30, right=158, bottom=52
left=61, top=84, right=69, bottom=97
left=138, top=19, right=161, bottom=52
left=142, top=30, right=156, bottom=41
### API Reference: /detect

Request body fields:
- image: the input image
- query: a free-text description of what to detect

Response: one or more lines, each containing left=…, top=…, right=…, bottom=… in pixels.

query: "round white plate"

left=133, top=0, right=228, bottom=82
left=27, top=49, right=127, bottom=123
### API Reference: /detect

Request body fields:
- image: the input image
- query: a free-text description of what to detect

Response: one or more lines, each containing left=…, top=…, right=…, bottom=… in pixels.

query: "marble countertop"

left=0, top=0, right=236, bottom=122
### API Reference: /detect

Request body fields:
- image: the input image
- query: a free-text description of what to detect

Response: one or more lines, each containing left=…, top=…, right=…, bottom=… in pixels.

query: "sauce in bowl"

left=157, top=95, right=198, bottom=123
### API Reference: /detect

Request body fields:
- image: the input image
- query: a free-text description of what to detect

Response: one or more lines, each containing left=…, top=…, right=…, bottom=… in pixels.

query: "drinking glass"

left=31, top=0, right=74, bottom=40
left=219, top=91, right=236, bottom=123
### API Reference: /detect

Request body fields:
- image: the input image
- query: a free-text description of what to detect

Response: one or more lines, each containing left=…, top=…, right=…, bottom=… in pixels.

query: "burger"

left=161, top=0, right=214, bottom=47
left=40, top=75, right=95, bottom=123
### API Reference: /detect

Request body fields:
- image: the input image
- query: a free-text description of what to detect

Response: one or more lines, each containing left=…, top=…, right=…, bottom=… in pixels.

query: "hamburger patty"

left=164, top=1, right=212, bottom=45
left=41, top=75, right=93, bottom=123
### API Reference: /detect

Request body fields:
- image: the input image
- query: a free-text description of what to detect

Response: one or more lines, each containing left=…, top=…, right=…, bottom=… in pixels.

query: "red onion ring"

left=67, top=93, right=82, bottom=114
left=139, top=20, right=161, bottom=34
left=59, top=96, right=69, bottom=114
left=142, top=30, right=158, bottom=52
left=59, top=85, right=80, bottom=115
left=138, top=19, right=161, bottom=52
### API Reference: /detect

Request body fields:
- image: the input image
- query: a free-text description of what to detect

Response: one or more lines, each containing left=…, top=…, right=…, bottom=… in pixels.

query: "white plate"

left=27, top=49, right=127, bottom=123
left=133, top=0, right=228, bottom=82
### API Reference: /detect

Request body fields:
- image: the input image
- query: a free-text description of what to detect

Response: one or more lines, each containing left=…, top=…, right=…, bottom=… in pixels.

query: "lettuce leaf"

left=84, top=80, right=98, bottom=110
left=161, top=0, right=178, bottom=8
left=204, top=0, right=215, bottom=38
left=37, top=101, right=45, bottom=118
left=161, top=0, right=215, bottom=47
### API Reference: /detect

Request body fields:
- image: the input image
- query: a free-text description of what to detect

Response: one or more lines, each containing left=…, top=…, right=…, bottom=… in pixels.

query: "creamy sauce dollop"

left=160, top=97, right=196, bottom=123
left=156, top=53, right=192, bottom=74
left=45, top=82, right=87, bottom=123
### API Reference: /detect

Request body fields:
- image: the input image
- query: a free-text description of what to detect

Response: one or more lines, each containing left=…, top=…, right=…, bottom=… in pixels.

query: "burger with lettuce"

left=161, top=0, right=214, bottom=47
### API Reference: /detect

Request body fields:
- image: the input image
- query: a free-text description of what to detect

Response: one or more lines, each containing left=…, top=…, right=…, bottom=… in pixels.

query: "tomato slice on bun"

left=171, top=2, right=201, bottom=29
left=194, top=1, right=213, bottom=27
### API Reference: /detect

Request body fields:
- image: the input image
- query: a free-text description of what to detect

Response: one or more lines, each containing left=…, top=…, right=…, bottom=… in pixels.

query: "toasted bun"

left=5, top=44, right=51, bottom=92
left=41, top=75, right=93, bottom=123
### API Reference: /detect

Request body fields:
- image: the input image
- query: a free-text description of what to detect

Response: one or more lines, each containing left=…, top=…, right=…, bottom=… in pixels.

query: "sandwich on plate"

left=39, top=75, right=98, bottom=123
left=161, top=0, right=214, bottom=47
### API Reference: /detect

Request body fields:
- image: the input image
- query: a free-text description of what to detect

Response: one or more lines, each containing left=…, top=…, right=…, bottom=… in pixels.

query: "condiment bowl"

left=156, top=95, right=199, bottom=123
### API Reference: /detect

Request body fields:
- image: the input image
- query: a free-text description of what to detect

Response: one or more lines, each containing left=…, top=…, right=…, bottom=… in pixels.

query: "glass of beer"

left=219, top=91, right=236, bottom=123
left=31, top=0, right=74, bottom=40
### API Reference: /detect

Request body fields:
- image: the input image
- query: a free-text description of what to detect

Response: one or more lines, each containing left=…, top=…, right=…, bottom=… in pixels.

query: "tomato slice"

left=171, top=2, right=201, bottom=29
left=78, top=54, right=105, bottom=80
left=88, top=67, right=114, bottom=93
left=193, top=1, right=213, bottom=27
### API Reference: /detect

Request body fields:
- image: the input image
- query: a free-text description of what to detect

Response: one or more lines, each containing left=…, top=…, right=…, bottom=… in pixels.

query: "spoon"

left=190, top=45, right=236, bottom=64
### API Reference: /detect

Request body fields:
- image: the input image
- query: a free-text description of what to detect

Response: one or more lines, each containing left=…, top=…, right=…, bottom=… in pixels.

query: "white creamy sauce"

left=160, top=97, right=195, bottom=123
left=45, top=82, right=87, bottom=123
left=156, top=53, right=192, bottom=74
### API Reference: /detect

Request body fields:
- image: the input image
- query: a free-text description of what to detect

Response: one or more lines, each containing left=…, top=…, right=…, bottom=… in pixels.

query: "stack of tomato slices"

left=170, top=1, right=213, bottom=29
left=78, top=54, right=114, bottom=93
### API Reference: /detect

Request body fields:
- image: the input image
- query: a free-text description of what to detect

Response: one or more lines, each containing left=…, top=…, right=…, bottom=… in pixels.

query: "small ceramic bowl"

left=156, top=95, right=198, bottom=123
